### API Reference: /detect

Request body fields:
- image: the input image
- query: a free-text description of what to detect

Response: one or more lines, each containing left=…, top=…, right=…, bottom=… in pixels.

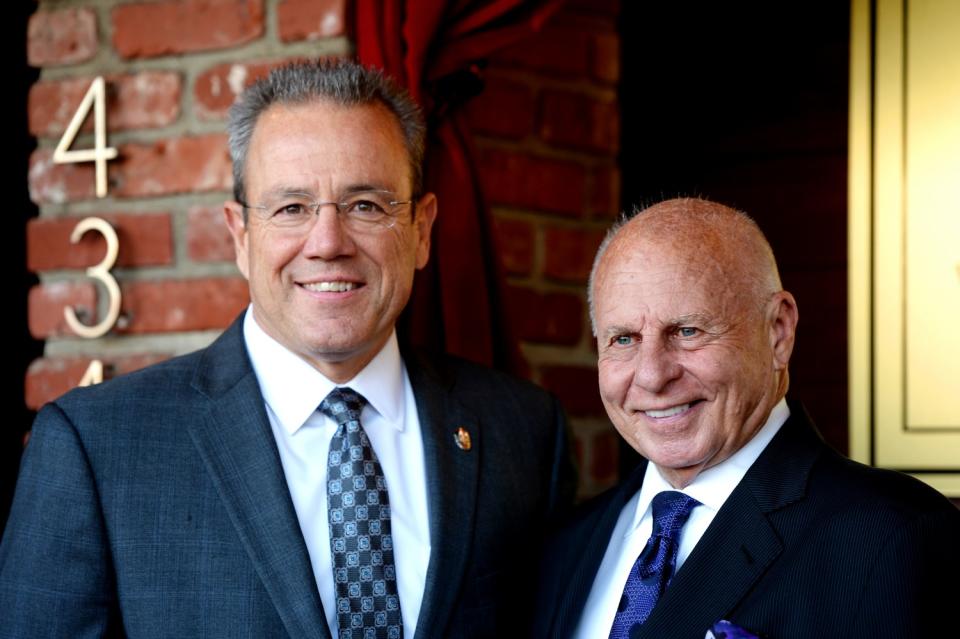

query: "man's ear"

left=768, top=290, right=798, bottom=371
left=413, top=192, right=437, bottom=270
left=224, top=201, right=250, bottom=279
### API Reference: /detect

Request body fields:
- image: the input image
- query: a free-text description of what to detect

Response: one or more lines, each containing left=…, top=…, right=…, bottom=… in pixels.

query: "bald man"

left=534, top=198, right=960, bottom=639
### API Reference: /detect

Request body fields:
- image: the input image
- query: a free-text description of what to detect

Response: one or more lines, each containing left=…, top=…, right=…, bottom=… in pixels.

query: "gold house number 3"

left=52, top=76, right=121, bottom=387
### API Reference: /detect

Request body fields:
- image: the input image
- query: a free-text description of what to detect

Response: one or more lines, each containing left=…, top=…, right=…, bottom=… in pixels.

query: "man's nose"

left=302, top=203, right=355, bottom=258
left=631, top=342, right=682, bottom=393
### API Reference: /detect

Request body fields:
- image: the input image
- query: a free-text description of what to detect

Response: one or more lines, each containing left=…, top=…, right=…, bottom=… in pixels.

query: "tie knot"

left=650, top=491, right=700, bottom=541
left=319, top=387, right=367, bottom=426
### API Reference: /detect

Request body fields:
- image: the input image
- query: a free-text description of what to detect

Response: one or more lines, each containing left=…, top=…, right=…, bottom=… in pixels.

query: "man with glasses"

left=1, top=60, right=575, bottom=639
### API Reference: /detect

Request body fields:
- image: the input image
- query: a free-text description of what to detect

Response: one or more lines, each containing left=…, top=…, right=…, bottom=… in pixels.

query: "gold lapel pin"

left=453, top=426, right=472, bottom=451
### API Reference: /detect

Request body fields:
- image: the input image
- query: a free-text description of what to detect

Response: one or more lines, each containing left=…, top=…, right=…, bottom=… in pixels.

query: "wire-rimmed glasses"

left=239, top=190, right=414, bottom=233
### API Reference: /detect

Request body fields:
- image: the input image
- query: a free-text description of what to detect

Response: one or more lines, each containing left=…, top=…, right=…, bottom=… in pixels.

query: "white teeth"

left=644, top=403, right=691, bottom=418
left=302, top=281, right=357, bottom=292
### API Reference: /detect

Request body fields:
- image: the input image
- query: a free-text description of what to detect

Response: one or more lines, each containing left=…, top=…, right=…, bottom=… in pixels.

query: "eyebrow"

left=259, top=185, right=313, bottom=201
left=341, top=183, right=396, bottom=195
left=601, top=324, right=639, bottom=339
left=601, top=313, right=713, bottom=336
left=673, top=313, right=713, bottom=325
left=259, top=183, right=399, bottom=200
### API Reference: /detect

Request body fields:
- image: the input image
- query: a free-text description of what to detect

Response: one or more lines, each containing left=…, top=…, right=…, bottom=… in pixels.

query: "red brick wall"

left=470, top=1, right=620, bottom=497
left=24, top=0, right=621, bottom=498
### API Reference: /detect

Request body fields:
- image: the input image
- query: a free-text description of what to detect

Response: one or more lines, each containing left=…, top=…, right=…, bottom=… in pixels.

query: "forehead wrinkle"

left=597, top=246, right=752, bottom=341
left=249, top=100, right=414, bottom=198
left=608, top=203, right=777, bottom=312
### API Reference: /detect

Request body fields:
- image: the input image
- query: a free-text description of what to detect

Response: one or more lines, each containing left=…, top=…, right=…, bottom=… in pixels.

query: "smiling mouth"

left=642, top=401, right=701, bottom=418
left=300, top=281, right=359, bottom=293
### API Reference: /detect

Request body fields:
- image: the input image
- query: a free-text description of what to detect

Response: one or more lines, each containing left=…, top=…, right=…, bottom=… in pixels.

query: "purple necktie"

left=609, top=490, right=700, bottom=638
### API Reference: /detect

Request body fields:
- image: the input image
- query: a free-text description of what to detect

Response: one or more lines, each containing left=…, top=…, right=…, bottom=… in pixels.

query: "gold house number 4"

left=52, top=76, right=117, bottom=198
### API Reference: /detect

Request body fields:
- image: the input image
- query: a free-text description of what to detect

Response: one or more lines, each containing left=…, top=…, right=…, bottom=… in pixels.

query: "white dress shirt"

left=572, top=399, right=790, bottom=639
left=243, top=309, right=431, bottom=637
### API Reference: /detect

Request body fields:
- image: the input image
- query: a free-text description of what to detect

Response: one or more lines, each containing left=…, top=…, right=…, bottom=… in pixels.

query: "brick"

left=27, top=8, right=98, bottom=67
left=29, top=135, right=232, bottom=204
left=278, top=0, right=346, bottom=42
left=466, top=77, right=535, bottom=140
left=543, top=226, right=605, bottom=283
left=27, top=278, right=249, bottom=338
left=540, top=365, right=605, bottom=416
left=589, top=428, right=619, bottom=485
left=27, top=213, right=173, bottom=272
left=28, top=281, right=97, bottom=339
left=478, top=149, right=586, bottom=216
left=25, top=354, right=170, bottom=409
left=492, top=27, right=591, bottom=77
left=112, top=0, right=264, bottom=59
left=29, top=72, right=182, bottom=137
left=506, top=285, right=583, bottom=345
left=492, top=217, right=534, bottom=276
left=117, top=277, right=249, bottom=333
left=187, top=205, right=235, bottom=262
left=589, top=165, right=621, bottom=218
left=28, top=148, right=96, bottom=204
left=539, top=90, right=619, bottom=154
left=592, top=31, right=620, bottom=84
left=113, top=134, right=233, bottom=198
left=194, top=59, right=292, bottom=120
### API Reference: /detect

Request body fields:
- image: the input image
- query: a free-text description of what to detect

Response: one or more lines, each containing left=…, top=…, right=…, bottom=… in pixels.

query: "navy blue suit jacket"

left=534, top=403, right=960, bottom=639
left=0, top=316, right=575, bottom=638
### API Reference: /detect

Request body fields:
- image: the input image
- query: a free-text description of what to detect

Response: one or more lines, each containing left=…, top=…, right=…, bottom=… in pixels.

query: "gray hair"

left=227, top=59, right=426, bottom=204
left=587, top=209, right=632, bottom=335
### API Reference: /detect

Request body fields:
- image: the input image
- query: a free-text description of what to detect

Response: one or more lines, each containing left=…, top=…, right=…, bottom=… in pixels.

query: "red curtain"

left=356, top=0, right=562, bottom=375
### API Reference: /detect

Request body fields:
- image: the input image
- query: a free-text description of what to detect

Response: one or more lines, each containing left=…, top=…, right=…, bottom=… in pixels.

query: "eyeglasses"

left=239, top=190, right=414, bottom=232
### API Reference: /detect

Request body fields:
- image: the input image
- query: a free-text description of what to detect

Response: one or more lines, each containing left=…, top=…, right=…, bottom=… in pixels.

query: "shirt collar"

left=625, top=398, right=790, bottom=538
left=242, top=307, right=406, bottom=435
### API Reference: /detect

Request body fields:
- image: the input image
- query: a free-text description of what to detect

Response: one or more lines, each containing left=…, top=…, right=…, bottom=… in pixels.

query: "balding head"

left=589, top=198, right=782, bottom=335
left=589, top=197, right=799, bottom=488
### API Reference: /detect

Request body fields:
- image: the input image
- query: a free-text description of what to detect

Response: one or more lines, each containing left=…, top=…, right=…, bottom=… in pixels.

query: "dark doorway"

left=4, top=5, right=42, bottom=530
left=619, top=1, right=851, bottom=472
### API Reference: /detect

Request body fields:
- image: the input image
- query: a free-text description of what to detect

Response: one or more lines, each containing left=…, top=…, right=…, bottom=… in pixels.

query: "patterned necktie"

left=322, top=387, right=402, bottom=639
left=609, top=490, right=700, bottom=639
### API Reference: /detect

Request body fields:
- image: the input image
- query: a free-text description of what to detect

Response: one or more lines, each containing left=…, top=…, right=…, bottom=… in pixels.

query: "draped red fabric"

left=356, top=0, right=562, bottom=375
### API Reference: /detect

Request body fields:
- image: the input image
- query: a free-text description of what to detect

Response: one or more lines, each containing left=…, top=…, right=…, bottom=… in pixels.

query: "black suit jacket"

left=535, top=403, right=960, bottom=639
left=0, top=316, right=576, bottom=638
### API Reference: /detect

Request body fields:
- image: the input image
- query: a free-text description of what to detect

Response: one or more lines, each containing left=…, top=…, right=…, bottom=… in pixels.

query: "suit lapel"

left=638, top=488, right=782, bottom=638
left=550, top=463, right=648, bottom=639
left=638, top=404, right=822, bottom=638
left=187, top=319, right=331, bottom=639
left=405, top=355, right=481, bottom=639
